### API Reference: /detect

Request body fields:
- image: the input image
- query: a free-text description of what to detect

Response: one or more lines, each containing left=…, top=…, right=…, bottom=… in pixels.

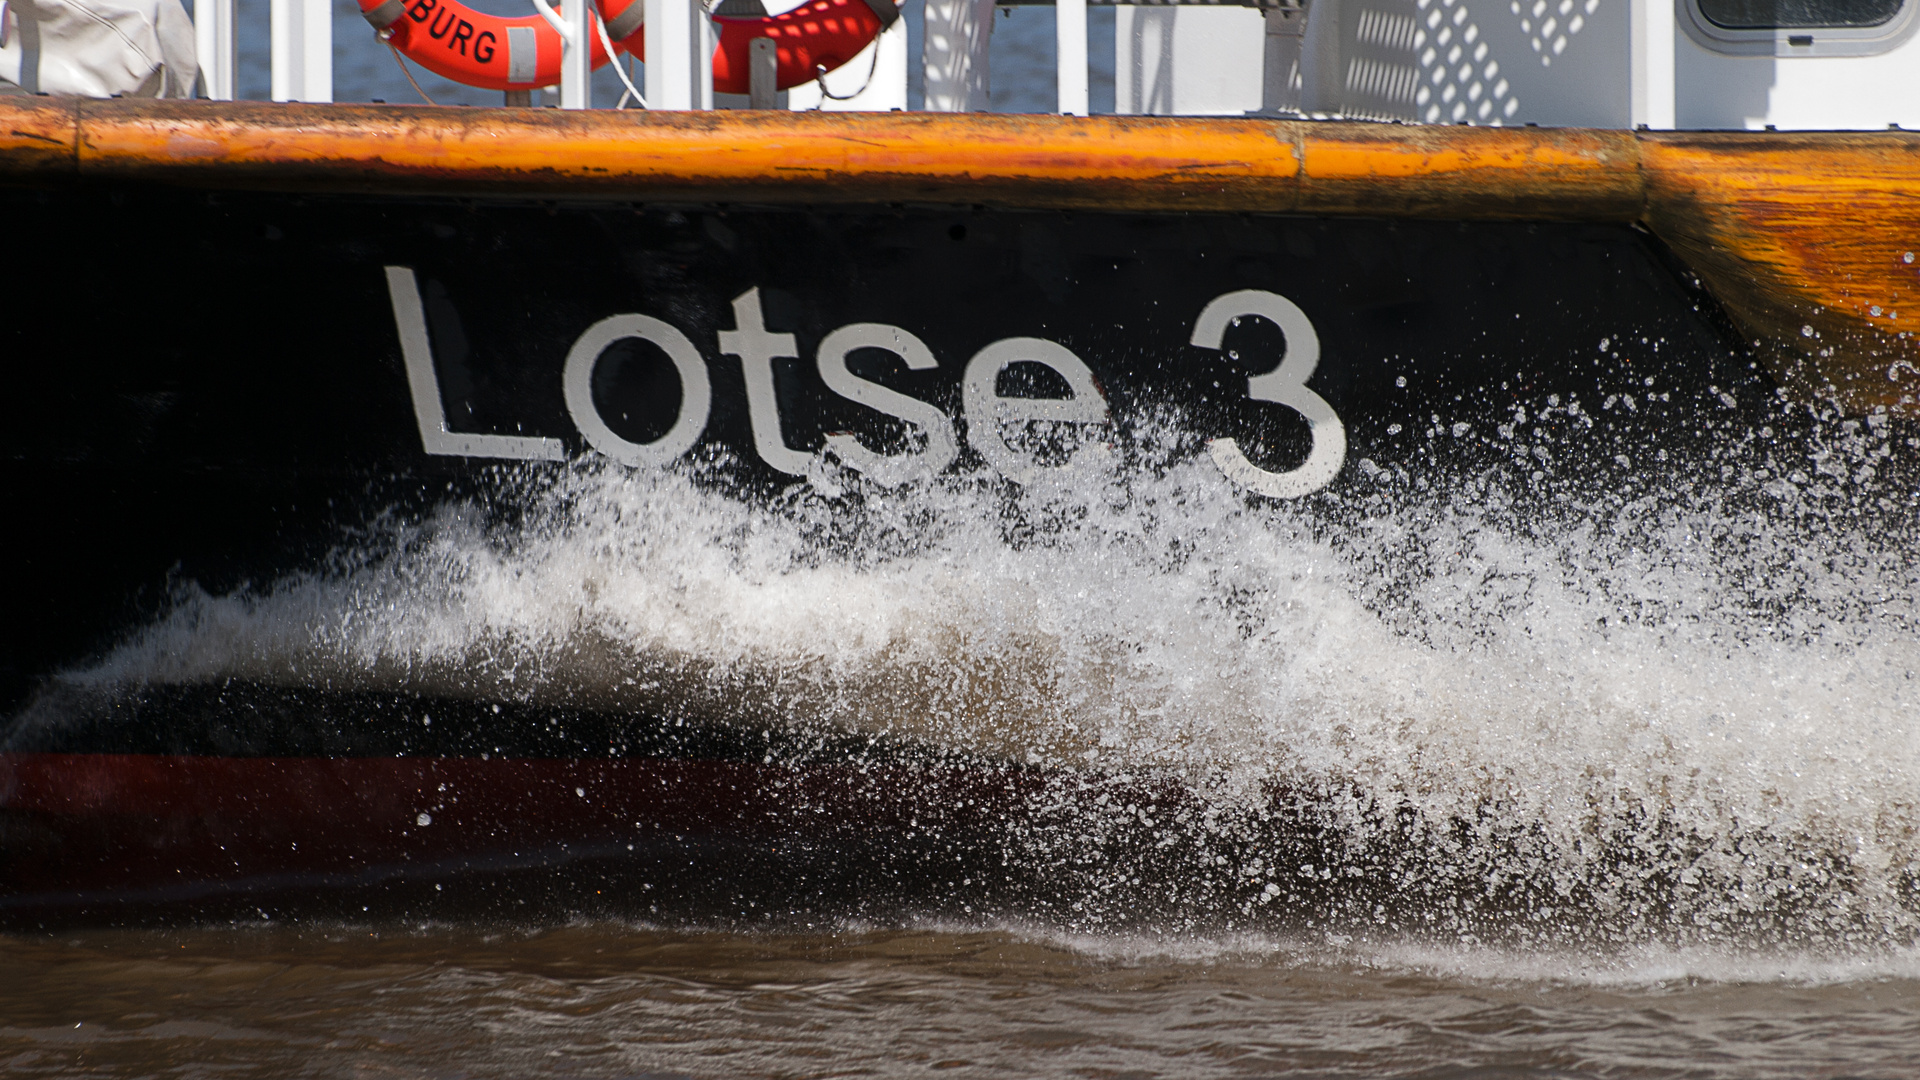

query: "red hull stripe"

left=0, top=753, right=1031, bottom=905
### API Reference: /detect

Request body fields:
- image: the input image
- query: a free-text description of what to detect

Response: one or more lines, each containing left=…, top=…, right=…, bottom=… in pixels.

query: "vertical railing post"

left=748, top=37, right=776, bottom=108
left=1056, top=0, right=1087, bottom=115
left=698, top=8, right=715, bottom=109
left=195, top=0, right=237, bottom=100
left=1260, top=2, right=1307, bottom=115
left=562, top=0, right=592, bottom=107
left=1297, top=0, right=1342, bottom=116
left=270, top=0, right=332, bottom=102
left=645, top=0, right=700, bottom=108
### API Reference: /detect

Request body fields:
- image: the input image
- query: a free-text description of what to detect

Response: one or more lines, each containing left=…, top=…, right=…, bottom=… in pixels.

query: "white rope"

left=529, top=0, right=573, bottom=40
left=388, top=45, right=439, bottom=105
left=528, top=0, right=647, bottom=109
left=593, top=8, right=648, bottom=109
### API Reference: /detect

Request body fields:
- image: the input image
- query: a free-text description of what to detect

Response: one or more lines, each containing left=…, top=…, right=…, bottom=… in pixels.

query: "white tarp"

left=0, top=0, right=196, bottom=97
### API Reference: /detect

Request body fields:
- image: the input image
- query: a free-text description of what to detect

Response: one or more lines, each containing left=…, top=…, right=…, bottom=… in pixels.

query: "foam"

left=974, top=918, right=1920, bottom=987
left=20, top=395, right=1920, bottom=943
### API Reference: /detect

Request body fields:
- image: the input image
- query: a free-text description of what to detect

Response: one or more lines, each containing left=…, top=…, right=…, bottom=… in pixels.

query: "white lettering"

left=385, top=266, right=565, bottom=461
left=815, top=323, right=958, bottom=484
left=562, top=314, right=712, bottom=467
left=1190, top=289, right=1345, bottom=498
left=961, top=337, right=1108, bottom=483
left=717, top=288, right=813, bottom=476
left=394, top=278, right=1346, bottom=489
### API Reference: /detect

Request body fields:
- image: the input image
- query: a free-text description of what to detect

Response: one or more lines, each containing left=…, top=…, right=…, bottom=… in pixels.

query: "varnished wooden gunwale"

left=0, top=98, right=1642, bottom=217
left=1642, top=132, right=1920, bottom=415
left=4, top=97, right=1916, bottom=415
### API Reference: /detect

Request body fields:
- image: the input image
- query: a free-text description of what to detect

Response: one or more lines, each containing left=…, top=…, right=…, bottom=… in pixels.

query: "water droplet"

left=416, top=812, right=432, bottom=826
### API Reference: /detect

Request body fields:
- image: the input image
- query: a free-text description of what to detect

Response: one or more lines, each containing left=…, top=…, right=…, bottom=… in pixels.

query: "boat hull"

left=9, top=102, right=1912, bottom=920
left=1, top=185, right=1760, bottom=698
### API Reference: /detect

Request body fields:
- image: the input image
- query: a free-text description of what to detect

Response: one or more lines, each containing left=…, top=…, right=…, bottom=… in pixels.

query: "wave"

left=13, top=389, right=1920, bottom=944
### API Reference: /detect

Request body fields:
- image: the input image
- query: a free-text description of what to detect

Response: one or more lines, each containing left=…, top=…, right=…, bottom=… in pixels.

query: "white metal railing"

left=269, top=0, right=331, bottom=102
left=1057, top=0, right=1086, bottom=114
left=185, top=1, right=1906, bottom=135
left=198, top=0, right=1336, bottom=116
left=193, top=0, right=1106, bottom=113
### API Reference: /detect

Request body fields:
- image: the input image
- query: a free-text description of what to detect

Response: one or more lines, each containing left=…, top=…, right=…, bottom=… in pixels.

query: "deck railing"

left=191, top=0, right=1302, bottom=113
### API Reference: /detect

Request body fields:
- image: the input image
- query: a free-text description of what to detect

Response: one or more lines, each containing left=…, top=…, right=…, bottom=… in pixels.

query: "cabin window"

left=1684, top=0, right=1915, bottom=53
left=1697, top=0, right=1904, bottom=28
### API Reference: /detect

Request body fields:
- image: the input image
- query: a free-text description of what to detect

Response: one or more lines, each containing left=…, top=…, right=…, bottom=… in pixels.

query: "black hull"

left=2, top=182, right=1783, bottom=918
left=3, top=185, right=1763, bottom=702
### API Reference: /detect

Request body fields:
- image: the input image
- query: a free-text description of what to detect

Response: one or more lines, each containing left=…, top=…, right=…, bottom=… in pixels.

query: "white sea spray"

left=22, top=398, right=1920, bottom=942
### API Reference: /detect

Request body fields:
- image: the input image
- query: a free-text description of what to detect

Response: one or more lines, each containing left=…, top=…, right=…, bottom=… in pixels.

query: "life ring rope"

left=590, top=7, right=648, bottom=108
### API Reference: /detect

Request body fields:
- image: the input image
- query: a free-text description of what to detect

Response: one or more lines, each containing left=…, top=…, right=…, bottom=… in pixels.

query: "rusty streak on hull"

left=4, top=97, right=1916, bottom=415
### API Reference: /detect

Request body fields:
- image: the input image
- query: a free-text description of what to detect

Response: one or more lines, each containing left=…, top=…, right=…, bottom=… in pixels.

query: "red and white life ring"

left=359, top=0, right=613, bottom=92
left=702, top=0, right=902, bottom=95
left=359, top=0, right=899, bottom=96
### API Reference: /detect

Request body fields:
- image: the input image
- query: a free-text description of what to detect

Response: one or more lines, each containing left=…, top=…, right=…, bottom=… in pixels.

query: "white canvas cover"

left=0, top=0, right=196, bottom=97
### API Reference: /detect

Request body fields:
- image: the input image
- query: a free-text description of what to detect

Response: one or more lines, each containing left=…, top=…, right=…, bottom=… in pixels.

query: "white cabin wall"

left=1342, top=0, right=1629, bottom=127
left=1114, top=6, right=1266, bottom=116
left=924, top=0, right=996, bottom=109
left=1109, top=0, right=1920, bottom=131
left=1469, top=0, right=1628, bottom=127
left=1675, top=37, right=1920, bottom=130
left=1114, top=0, right=1630, bottom=127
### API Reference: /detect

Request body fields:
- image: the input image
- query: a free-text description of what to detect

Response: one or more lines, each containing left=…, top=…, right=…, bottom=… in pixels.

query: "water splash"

left=14, top=388, right=1920, bottom=945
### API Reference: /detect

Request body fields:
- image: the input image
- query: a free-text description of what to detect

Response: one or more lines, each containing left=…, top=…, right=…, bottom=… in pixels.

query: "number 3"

left=1190, top=289, right=1346, bottom=498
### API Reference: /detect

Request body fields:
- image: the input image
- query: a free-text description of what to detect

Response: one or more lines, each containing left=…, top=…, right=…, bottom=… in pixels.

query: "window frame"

left=1681, top=0, right=1919, bottom=55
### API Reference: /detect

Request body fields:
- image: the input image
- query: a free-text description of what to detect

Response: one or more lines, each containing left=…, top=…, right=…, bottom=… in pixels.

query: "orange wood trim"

left=1298, top=125, right=1639, bottom=219
left=0, top=96, right=80, bottom=178
left=1642, top=132, right=1920, bottom=415
left=0, top=98, right=1639, bottom=219
left=70, top=100, right=1314, bottom=209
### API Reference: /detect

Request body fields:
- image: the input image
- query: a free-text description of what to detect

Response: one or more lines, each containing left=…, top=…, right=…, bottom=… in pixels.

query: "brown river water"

left=6, top=922, right=1920, bottom=1078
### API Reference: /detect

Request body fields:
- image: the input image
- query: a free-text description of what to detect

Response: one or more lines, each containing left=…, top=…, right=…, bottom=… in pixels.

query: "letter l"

left=385, top=266, right=565, bottom=461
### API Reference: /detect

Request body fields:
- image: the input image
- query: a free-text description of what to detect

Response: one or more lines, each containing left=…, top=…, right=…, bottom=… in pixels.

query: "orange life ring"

left=594, top=0, right=900, bottom=95
left=358, top=0, right=614, bottom=92
left=362, top=0, right=898, bottom=96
